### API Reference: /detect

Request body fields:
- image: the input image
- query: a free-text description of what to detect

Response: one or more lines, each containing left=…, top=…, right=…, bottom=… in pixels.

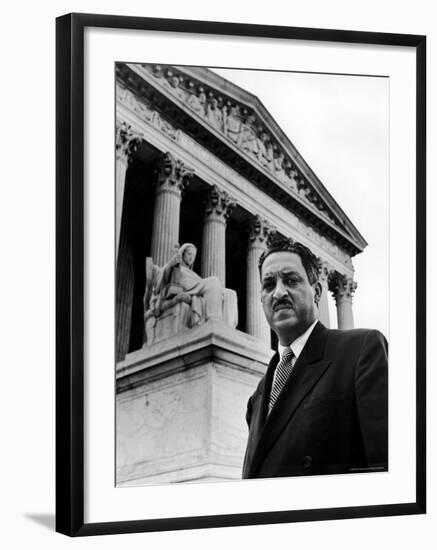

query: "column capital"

left=329, top=273, right=357, bottom=302
left=318, top=260, right=334, bottom=285
left=116, top=121, right=142, bottom=163
left=155, top=152, right=193, bottom=196
left=204, top=185, right=235, bottom=224
left=248, top=215, right=274, bottom=247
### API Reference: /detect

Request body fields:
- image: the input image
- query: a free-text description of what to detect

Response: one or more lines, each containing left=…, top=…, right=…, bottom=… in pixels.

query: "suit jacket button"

left=303, top=456, right=313, bottom=468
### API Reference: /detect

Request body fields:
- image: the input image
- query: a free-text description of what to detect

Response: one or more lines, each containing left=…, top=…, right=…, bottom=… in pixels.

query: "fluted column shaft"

left=115, top=122, right=141, bottom=258
left=116, top=231, right=135, bottom=361
left=201, top=185, right=235, bottom=286
left=151, top=187, right=181, bottom=265
left=150, top=153, right=193, bottom=266
left=115, top=153, right=128, bottom=257
left=330, top=274, right=357, bottom=329
left=318, top=261, right=331, bottom=328
left=246, top=216, right=272, bottom=345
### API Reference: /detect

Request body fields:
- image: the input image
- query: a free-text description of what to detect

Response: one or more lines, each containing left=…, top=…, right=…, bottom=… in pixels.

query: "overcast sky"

left=212, top=67, right=389, bottom=338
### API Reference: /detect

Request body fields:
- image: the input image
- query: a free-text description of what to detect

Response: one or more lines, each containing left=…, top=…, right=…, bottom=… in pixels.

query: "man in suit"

left=242, top=235, right=388, bottom=479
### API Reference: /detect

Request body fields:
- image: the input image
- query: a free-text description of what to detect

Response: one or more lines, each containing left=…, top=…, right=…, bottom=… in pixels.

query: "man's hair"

left=258, top=232, right=320, bottom=285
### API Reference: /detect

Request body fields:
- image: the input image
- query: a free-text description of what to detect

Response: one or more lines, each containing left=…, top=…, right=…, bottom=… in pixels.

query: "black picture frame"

left=56, top=12, right=426, bottom=537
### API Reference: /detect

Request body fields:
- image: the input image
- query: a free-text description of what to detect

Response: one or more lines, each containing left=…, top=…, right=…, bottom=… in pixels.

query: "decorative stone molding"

left=248, top=216, right=274, bottom=247
left=204, top=185, right=235, bottom=224
left=116, top=121, right=143, bottom=163
left=117, top=84, right=181, bottom=143
left=329, top=273, right=357, bottom=302
left=155, top=152, right=193, bottom=197
left=318, top=260, right=334, bottom=285
left=297, top=219, right=353, bottom=267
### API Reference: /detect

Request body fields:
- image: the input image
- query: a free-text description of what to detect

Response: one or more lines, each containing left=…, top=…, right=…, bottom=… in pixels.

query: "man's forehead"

left=261, top=251, right=305, bottom=276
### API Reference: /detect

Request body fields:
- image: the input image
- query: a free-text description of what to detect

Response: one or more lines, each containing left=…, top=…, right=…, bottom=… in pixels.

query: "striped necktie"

left=268, top=348, right=295, bottom=414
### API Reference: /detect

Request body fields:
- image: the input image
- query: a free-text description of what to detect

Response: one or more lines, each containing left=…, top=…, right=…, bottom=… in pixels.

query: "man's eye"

left=262, top=281, right=275, bottom=291
left=284, top=277, right=299, bottom=285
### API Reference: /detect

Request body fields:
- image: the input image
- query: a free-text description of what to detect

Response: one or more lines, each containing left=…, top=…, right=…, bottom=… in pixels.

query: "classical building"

left=115, top=63, right=366, bottom=486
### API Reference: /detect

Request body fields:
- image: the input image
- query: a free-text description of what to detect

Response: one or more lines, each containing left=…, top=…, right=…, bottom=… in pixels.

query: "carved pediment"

left=116, top=62, right=367, bottom=257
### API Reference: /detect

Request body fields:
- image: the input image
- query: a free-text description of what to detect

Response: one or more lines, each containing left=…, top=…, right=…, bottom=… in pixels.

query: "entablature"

left=116, top=62, right=367, bottom=258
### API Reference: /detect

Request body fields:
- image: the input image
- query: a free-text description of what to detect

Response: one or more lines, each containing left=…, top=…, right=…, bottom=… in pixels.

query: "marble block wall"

left=116, top=320, right=272, bottom=486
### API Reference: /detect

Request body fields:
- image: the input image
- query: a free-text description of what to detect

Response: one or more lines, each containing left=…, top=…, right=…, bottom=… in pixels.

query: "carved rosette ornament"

left=204, top=185, right=235, bottom=225
left=155, top=152, right=193, bottom=197
left=115, top=121, right=142, bottom=164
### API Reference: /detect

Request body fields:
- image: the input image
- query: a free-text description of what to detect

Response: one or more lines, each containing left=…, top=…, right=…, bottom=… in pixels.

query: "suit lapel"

left=245, top=352, right=279, bottom=456
left=248, top=322, right=331, bottom=476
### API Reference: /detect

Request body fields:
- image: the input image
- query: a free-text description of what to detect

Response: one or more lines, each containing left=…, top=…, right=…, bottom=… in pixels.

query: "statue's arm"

left=161, top=249, right=182, bottom=285
left=144, top=258, right=159, bottom=311
left=161, top=261, right=173, bottom=285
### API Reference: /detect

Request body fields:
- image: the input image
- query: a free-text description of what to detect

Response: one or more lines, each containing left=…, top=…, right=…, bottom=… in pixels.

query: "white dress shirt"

left=273, top=319, right=319, bottom=388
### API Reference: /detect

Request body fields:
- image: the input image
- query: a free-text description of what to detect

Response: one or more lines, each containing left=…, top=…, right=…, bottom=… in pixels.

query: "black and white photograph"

left=1, top=0, right=433, bottom=546
left=115, top=63, right=389, bottom=486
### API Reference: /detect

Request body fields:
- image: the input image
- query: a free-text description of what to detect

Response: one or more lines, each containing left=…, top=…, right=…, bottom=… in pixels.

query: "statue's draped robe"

left=153, top=264, right=222, bottom=323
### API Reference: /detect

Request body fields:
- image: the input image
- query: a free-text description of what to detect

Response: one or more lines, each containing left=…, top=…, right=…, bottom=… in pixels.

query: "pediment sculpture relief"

left=145, top=65, right=337, bottom=220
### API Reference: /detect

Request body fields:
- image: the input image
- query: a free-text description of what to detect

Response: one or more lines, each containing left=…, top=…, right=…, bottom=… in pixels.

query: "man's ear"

left=313, top=281, right=322, bottom=305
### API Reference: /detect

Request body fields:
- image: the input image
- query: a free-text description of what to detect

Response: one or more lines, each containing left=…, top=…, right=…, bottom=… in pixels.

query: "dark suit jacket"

left=242, top=321, right=388, bottom=478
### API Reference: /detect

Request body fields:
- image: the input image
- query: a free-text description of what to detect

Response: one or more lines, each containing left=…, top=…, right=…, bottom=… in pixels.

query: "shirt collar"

left=278, top=319, right=319, bottom=361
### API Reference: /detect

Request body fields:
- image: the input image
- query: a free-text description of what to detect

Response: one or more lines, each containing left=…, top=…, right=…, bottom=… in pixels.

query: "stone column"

left=115, top=122, right=142, bottom=258
left=150, top=152, right=193, bottom=266
left=330, top=273, right=357, bottom=329
left=318, top=261, right=331, bottom=328
left=201, top=185, right=235, bottom=286
left=116, top=231, right=135, bottom=362
left=246, top=216, right=272, bottom=346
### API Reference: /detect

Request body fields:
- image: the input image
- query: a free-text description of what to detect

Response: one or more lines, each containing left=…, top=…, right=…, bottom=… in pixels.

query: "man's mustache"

left=272, top=299, right=294, bottom=311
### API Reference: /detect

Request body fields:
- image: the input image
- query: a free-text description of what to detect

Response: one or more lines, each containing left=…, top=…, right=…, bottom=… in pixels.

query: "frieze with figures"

left=139, top=64, right=339, bottom=227
left=117, top=83, right=181, bottom=143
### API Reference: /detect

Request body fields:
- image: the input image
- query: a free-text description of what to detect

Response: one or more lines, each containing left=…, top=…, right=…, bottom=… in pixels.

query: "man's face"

left=261, top=251, right=321, bottom=345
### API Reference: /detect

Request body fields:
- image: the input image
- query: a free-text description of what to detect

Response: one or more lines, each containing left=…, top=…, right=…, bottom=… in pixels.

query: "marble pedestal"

left=116, top=320, right=273, bottom=486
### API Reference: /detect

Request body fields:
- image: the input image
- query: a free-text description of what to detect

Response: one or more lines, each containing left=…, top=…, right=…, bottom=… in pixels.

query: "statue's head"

left=180, top=243, right=197, bottom=268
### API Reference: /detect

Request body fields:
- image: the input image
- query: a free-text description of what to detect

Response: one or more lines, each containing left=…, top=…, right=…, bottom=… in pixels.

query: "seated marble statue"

left=144, top=244, right=238, bottom=344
